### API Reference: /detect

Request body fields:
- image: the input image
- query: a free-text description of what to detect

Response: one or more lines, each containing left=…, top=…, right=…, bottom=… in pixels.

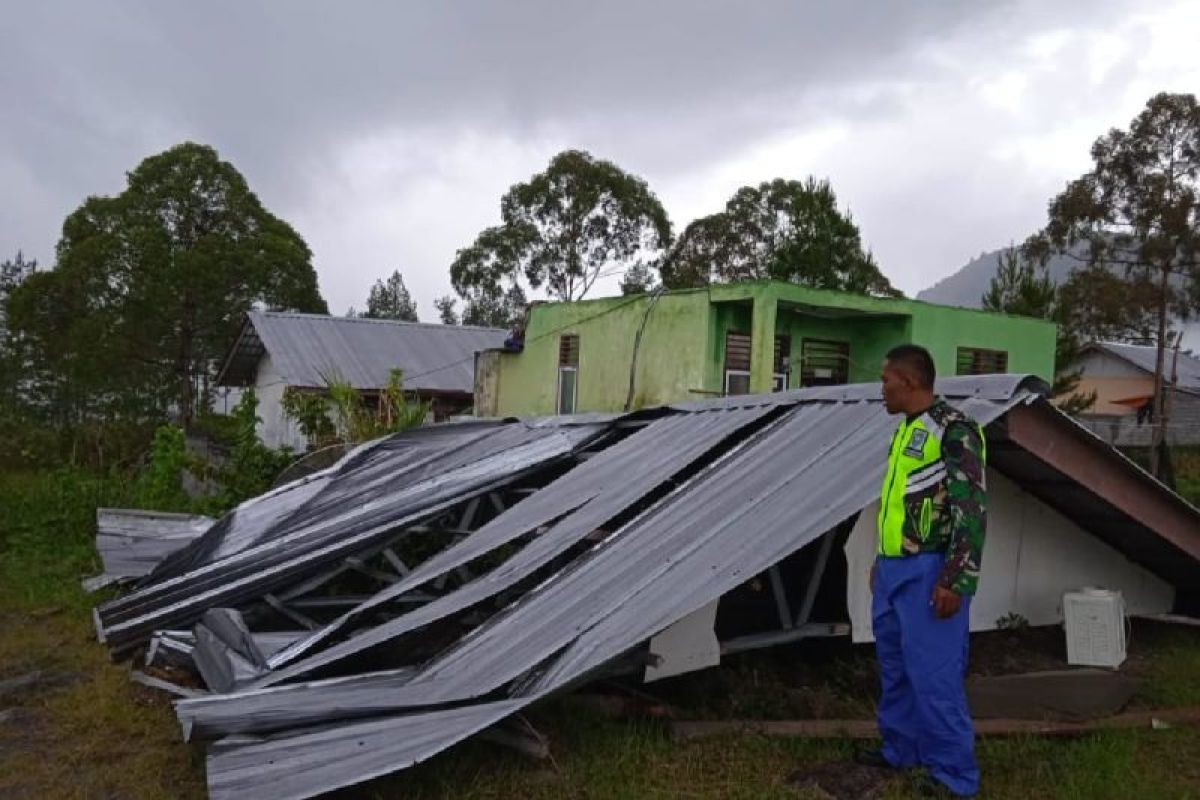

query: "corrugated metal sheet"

left=96, top=420, right=604, bottom=652
left=220, top=311, right=507, bottom=393
left=84, top=509, right=214, bottom=591
left=92, top=373, right=1200, bottom=799
left=1089, top=341, right=1200, bottom=393
left=235, top=405, right=778, bottom=684
left=192, top=380, right=1047, bottom=799
left=205, top=700, right=523, bottom=800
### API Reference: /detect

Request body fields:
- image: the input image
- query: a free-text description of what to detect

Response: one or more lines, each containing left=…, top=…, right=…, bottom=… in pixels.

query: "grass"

left=3, top=468, right=1200, bottom=799
left=0, top=470, right=205, bottom=800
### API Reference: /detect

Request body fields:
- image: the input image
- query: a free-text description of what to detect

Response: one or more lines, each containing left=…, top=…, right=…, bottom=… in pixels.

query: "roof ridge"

left=251, top=310, right=506, bottom=333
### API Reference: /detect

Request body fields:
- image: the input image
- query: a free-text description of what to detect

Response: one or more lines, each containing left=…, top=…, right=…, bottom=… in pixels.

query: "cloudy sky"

left=4, top=0, right=1199, bottom=317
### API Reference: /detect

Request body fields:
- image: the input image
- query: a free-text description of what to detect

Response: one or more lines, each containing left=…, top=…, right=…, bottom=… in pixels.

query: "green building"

left=474, top=280, right=1056, bottom=417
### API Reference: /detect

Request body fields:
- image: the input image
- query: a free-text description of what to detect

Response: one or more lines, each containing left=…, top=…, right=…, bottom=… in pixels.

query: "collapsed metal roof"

left=93, top=375, right=1200, bottom=800
left=216, top=310, right=508, bottom=392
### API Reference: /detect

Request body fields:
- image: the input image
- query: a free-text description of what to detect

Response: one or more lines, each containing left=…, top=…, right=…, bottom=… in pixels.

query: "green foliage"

left=281, top=388, right=336, bottom=446
left=1025, top=93, right=1200, bottom=472
left=325, top=369, right=429, bottom=444
left=661, top=177, right=898, bottom=297
left=0, top=469, right=135, bottom=610
left=132, top=425, right=191, bottom=512
left=995, top=611, right=1030, bottom=631
left=1175, top=448, right=1200, bottom=507
left=462, top=283, right=527, bottom=328
left=210, top=388, right=293, bottom=509
left=433, top=294, right=459, bottom=325
left=5, top=142, right=327, bottom=429
left=451, top=149, right=671, bottom=305
left=619, top=262, right=657, bottom=295
left=364, top=269, right=419, bottom=321
left=981, top=247, right=1096, bottom=414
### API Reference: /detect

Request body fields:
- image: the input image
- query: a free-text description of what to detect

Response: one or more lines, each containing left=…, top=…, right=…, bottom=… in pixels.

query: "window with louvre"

left=774, top=335, right=791, bottom=391
left=800, top=339, right=850, bottom=386
left=723, top=331, right=792, bottom=394
left=724, top=331, right=752, bottom=395
left=956, top=347, right=1008, bottom=375
left=557, top=335, right=579, bottom=413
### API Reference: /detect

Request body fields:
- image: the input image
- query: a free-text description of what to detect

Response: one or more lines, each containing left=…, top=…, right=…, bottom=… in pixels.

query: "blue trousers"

left=873, top=553, right=978, bottom=797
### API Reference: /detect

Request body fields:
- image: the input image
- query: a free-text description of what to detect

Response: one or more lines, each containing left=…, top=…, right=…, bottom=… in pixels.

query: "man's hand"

left=931, top=585, right=962, bottom=618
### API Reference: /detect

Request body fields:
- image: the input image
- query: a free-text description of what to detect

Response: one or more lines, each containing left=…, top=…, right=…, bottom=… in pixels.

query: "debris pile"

left=94, top=377, right=1062, bottom=799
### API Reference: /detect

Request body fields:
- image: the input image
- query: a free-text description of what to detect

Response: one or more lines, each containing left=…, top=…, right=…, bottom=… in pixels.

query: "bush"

left=132, top=425, right=191, bottom=512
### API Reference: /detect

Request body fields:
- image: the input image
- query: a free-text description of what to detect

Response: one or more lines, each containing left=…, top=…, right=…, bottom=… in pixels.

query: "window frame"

left=556, top=334, right=580, bottom=414
left=956, top=347, right=1009, bottom=376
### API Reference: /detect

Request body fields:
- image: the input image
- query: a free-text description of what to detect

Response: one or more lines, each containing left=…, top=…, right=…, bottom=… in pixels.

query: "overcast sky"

left=4, top=0, right=1199, bottom=317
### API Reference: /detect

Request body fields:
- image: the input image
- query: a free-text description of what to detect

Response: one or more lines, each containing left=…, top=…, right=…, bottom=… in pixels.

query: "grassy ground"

left=3, top=469, right=1200, bottom=799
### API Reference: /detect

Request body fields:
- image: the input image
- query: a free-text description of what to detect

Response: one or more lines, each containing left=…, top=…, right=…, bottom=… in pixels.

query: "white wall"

left=845, top=469, right=1175, bottom=643
left=254, top=354, right=307, bottom=452
left=1076, top=351, right=1146, bottom=379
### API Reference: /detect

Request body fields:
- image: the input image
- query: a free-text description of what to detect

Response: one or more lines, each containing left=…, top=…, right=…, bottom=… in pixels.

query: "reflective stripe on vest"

left=876, top=411, right=985, bottom=557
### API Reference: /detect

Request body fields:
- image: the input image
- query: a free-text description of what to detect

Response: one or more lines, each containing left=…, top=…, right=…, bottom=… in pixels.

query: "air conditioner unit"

left=1063, top=588, right=1127, bottom=668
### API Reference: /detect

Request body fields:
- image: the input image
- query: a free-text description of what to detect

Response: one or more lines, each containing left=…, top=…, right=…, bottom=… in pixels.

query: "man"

left=859, top=344, right=987, bottom=798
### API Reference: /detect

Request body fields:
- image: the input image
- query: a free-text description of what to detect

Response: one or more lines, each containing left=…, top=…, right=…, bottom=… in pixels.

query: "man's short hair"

left=885, top=344, right=936, bottom=389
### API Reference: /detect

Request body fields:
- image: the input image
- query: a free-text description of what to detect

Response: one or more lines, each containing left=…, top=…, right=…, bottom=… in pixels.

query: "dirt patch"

left=787, top=760, right=897, bottom=799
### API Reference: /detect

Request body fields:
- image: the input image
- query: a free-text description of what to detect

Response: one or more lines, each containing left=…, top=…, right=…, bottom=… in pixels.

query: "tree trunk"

left=177, top=299, right=195, bottom=428
left=1148, top=265, right=1170, bottom=480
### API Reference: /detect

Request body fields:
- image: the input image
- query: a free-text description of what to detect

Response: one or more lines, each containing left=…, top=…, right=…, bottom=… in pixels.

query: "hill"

left=917, top=244, right=1200, bottom=351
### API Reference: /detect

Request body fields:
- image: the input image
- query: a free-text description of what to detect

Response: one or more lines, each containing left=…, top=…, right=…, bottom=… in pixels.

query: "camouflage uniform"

left=887, top=400, right=987, bottom=594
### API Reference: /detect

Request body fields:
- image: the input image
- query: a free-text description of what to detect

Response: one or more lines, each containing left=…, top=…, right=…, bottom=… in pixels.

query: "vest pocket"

left=918, top=497, right=933, bottom=540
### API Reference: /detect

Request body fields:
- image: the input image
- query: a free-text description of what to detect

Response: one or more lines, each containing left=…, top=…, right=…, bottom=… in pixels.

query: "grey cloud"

left=0, top=0, right=1159, bottom=312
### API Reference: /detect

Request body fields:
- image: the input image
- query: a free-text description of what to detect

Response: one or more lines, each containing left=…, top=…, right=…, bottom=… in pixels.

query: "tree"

left=981, top=247, right=1095, bottom=414
left=433, top=285, right=526, bottom=329
left=450, top=149, right=671, bottom=304
left=433, top=295, right=459, bottom=325
left=461, top=283, right=527, bottom=329
left=364, top=270, right=418, bottom=321
left=1025, top=93, right=1200, bottom=478
left=619, top=262, right=657, bottom=295
left=0, top=250, right=38, bottom=413
left=0, top=250, right=36, bottom=330
left=6, top=142, right=327, bottom=426
left=660, top=177, right=899, bottom=297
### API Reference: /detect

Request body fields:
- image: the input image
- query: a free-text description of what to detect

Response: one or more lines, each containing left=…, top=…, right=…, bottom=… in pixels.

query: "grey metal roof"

left=183, top=378, right=1057, bottom=799
left=95, top=420, right=605, bottom=653
left=217, top=311, right=507, bottom=393
left=83, top=509, right=214, bottom=591
left=1087, top=341, right=1200, bottom=393
left=90, top=373, right=1200, bottom=799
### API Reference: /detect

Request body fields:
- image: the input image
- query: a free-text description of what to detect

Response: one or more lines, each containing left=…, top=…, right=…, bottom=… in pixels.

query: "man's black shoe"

left=852, top=748, right=902, bottom=770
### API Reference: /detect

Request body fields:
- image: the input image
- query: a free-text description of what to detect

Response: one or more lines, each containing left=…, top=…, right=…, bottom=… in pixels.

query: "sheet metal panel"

left=86, top=509, right=214, bottom=588
left=245, top=311, right=507, bottom=393
left=101, top=423, right=581, bottom=623
left=259, top=406, right=773, bottom=679
left=178, top=666, right=420, bottom=740
left=97, top=423, right=604, bottom=649
left=196, top=392, right=1037, bottom=799
left=205, top=700, right=522, bottom=800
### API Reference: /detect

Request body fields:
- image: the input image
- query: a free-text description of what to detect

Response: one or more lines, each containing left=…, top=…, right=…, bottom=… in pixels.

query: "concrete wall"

left=844, top=470, right=1175, bottom=642
left=254, top=354, right=307, bottom=451
left=489, top=282, right=1058, bottom=416
left=494, top=291, right=713, bottom=416
left=906, top=300, right=1056, bottom=381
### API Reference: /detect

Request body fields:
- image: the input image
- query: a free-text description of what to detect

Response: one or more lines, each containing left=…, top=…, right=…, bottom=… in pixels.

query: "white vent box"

left=1063, top=588, right=1127, bottom=668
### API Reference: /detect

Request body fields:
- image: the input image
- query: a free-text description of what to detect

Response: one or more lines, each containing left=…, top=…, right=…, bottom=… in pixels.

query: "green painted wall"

left=493, top=290, right=713, bottom=417
left=490, top=280, right=1056, bottom=416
